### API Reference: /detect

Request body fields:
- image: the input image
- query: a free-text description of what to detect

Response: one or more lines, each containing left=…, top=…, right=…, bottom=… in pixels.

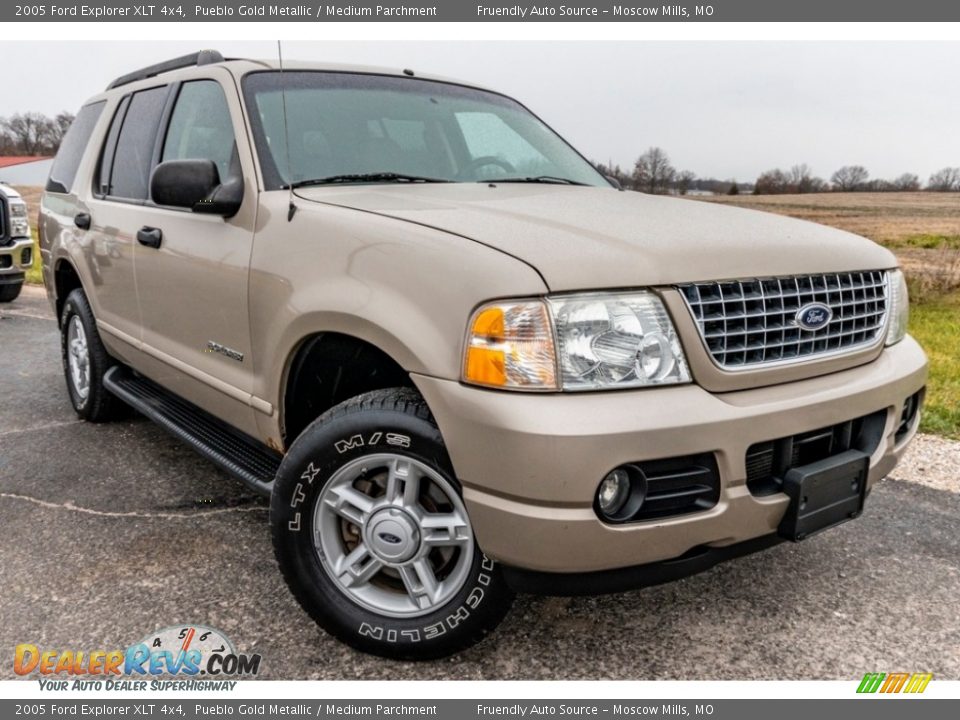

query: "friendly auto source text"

left=476, top=5, right=714, bottom=17
left=476, top=705, right=709, bottom=716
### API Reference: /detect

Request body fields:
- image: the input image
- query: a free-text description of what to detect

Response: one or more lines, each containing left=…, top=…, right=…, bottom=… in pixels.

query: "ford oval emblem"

left=795, top=302, right=833, bottom=331
left=378, top=532, right=402, bottom=545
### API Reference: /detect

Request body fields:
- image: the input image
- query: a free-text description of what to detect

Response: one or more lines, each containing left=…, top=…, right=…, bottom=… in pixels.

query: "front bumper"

left=412, top=336, right=928, bottom=575
left=0, top=237, right=33, bottom=282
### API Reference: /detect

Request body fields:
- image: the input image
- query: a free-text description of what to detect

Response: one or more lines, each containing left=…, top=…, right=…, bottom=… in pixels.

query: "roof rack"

left=106, top=50, right=225, bottom=90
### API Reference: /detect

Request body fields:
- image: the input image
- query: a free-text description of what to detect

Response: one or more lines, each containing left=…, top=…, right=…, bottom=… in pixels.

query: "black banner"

left=5, top=0, right=960, bottom=22
left=1, top=700, right=958, bottom=720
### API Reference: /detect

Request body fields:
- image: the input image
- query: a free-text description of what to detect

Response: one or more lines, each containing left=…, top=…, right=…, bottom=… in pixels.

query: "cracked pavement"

left=1, top=285, right=959, bottom=680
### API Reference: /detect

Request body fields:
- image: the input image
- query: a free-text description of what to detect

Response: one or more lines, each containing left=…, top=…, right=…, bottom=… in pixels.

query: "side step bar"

left=103, top=367, right=280, bottom=496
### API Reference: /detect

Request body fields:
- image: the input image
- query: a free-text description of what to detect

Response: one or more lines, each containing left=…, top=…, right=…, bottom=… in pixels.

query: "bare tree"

left=862, top=179, right=894, bottom=192
left=675, top=169, right=696, bottom=195
left=754, top=169, right=789, bottom=194
left=0, top=110, right=75, bottom=155
left=891, top=173, right=921, bottom=191
left=927, top=167, right=960, bottom=192
left=830, top=165, right=869, bottom=192
left=787, top=164, right=826, bottom=193
left=0, top=112, right=54, bottom=155
left=633, top=147, right=676, bottom=194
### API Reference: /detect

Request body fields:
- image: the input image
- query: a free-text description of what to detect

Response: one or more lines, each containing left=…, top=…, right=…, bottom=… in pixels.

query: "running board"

left=103, top=367, right=280, bottom=496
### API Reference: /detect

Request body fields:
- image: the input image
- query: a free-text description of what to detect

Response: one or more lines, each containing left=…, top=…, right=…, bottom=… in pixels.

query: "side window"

left=162, top=81, right=236, bottom=181
left=96, top=95, right=129, bottom=196
left=108, top=86, right=168, bottom=200
left=46, top=101, right=106, bottom=194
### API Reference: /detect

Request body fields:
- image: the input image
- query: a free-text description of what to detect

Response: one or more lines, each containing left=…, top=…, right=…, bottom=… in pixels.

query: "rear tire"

left=0, top=281, right=22, bottom=303
left=60, top=288, right=122, bottom=422
left=271, top=388, right=515, bottom=660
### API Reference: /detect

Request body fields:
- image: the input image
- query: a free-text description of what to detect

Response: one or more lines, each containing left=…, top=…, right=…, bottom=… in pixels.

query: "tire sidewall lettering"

left=351, top=565, right=493, bottom=644
left=281, top=429, right=493, bottom=645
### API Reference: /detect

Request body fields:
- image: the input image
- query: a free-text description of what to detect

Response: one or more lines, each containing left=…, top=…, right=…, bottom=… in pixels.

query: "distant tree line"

left=594, top=147, right=960, bottom=195
left=0, top=111, right=75, bottom=156
left=594, top=148, right=748, bottom=196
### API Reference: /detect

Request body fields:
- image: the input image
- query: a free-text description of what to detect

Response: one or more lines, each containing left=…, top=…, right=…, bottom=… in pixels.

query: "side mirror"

left=151, top=159, right=243, bottom=218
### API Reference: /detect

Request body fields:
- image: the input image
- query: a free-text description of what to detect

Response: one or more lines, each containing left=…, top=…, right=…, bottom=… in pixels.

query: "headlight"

left=463, top=291, right=690, bottom=391
left=9, top=201, right=29, bottom=237
left=463, top=300, right=558, bottom=390
left=549, top=292, right=690, bottom=390
left=886, top=269, right=909, bottom=346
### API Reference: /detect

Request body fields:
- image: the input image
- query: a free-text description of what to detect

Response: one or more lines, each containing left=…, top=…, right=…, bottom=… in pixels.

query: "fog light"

left=597, top=469, right=631, bottom=517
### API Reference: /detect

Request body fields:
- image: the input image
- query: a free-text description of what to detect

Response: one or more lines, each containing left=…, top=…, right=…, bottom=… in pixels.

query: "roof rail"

left=106, top=50, right=225, bottom=90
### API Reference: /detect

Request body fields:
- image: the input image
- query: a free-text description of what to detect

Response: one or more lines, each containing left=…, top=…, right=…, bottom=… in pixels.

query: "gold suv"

left=40, top=51, right=927, bottom=660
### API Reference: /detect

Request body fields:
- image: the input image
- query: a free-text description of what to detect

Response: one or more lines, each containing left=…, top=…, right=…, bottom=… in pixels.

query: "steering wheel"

left=456, top=156, right=516, bottom=181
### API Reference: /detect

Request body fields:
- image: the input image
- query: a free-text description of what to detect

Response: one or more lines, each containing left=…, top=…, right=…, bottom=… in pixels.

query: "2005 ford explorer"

left=39, top=51, right=927, bottom=660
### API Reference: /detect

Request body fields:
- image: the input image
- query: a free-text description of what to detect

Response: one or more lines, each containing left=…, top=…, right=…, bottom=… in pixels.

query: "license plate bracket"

left=777, top=449, right=869, bottom=542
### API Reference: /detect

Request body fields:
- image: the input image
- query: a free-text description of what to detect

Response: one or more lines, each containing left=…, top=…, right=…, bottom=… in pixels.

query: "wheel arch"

left=53, top=257, right=84, bottom=326
left=280, top=330, right=419, bottom=446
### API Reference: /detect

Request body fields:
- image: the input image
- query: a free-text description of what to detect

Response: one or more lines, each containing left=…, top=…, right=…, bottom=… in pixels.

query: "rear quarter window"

left=45, top=101, right=106, bottom=194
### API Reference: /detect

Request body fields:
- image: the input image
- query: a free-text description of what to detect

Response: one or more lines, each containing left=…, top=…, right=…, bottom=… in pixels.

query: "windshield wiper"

left=286, top=172, right=452, bottom=189
left=484, top=175, right=589, bottom=186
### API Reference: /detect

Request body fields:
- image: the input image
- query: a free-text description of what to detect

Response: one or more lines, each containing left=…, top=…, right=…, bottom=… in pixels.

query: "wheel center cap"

left=366, top=508, right=420, bottom=564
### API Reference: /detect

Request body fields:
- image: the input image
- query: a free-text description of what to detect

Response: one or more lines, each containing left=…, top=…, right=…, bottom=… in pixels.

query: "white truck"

left=0, top=182, right=32, bottom=302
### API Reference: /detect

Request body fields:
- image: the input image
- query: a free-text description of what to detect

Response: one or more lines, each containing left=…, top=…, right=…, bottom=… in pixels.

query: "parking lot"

left=1, top=285, right=958, bottom=680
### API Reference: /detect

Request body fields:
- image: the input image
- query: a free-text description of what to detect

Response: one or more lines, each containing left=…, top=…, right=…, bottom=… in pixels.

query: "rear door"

left=84, top=88, right=168, bottom=352
left=129, top=74, right=260, bottom=437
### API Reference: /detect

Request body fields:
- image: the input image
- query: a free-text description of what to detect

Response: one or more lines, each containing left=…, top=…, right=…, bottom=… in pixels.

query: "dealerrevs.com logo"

left=14, top=625, right=261, bottom=691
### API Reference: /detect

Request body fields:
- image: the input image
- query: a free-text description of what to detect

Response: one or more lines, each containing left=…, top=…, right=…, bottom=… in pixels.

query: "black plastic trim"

left=0, top=272, right=25, bottom=286
left=106, top=50, right=224, bottom=90
left=0, top=188, right=8, bottom=245
left=103, top=366, right=280, bottom=496
left=502, top=534, right=784, bottom=596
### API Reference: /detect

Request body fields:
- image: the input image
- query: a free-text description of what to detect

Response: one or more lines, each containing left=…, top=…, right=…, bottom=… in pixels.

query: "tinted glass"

left=46, top=101, right=105, bottom=193
left=243, top=72, right=607, bottom=190
left=109, top=86, right=168, bottom=200
left=162, top=81, right=236, bottom=181
left=96, top=95, right=129, bottom=196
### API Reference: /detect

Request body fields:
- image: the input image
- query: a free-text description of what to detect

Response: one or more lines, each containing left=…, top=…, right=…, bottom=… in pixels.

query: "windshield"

left=242, top=71, right=609, bottom=190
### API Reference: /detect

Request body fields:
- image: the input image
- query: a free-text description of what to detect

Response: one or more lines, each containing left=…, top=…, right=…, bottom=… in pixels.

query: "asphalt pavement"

left=1, top=285, right=958, bottom=680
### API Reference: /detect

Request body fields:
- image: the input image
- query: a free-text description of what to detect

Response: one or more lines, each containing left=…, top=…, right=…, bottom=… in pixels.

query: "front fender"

left=249, top=194, right=548, bottom=433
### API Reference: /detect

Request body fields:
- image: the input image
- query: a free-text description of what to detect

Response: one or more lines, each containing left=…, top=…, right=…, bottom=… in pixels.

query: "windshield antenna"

left=278, top=40, right=296, bottom=221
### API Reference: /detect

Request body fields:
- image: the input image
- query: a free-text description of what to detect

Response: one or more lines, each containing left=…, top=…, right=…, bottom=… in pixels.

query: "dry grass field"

left=694, top=192, right=960, bottom=297
left=694, top=191, right=960, bottom=244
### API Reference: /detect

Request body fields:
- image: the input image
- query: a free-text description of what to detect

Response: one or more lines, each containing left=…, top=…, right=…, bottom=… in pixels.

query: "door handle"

left=137, top=226, right=163, bottom=249
left=74, top=213, right=91, bottom=230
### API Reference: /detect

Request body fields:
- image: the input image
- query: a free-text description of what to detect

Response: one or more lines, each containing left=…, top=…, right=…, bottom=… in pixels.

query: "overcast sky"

left=5, top=41, right=959, bottom=182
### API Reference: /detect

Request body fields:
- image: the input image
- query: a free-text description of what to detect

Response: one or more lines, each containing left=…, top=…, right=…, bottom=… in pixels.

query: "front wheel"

left=270, top=388, right=515, bottom=660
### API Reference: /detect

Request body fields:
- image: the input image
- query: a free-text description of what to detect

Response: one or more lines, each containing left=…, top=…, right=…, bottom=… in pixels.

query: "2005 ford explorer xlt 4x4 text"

left=39, top=51, right=928, bottom=660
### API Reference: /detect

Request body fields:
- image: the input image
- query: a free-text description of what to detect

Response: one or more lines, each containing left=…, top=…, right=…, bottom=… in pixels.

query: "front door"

left=132, top=75, right=260, bottom=437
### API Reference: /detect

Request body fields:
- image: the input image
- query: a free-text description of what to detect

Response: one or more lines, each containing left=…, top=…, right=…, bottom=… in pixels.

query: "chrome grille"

left=678, top=271, right=889, bottom=369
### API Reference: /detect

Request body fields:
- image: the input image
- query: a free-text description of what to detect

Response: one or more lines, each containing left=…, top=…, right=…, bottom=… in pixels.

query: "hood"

left=296, top=184, right=896, bottom=292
